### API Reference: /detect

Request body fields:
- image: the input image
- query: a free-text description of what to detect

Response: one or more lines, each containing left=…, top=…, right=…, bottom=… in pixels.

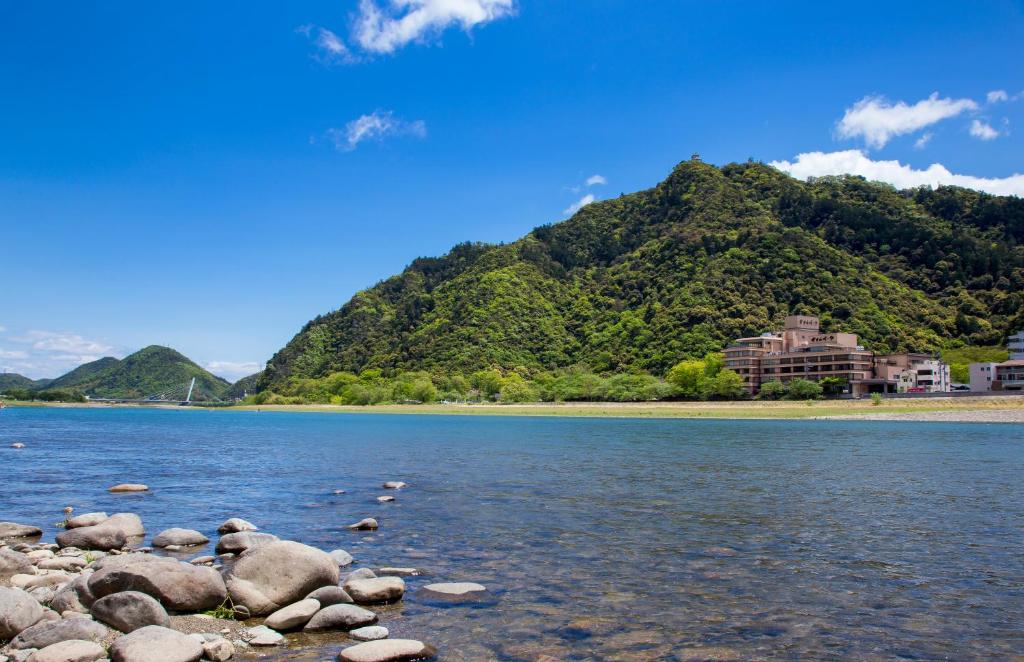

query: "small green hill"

left=0, top=373, right=49, bottom=392
left=228, top=372, right=263, bottom=399
left=59, top=346, right=230, bottom=401
left=44, top=356, right=122, bottom=391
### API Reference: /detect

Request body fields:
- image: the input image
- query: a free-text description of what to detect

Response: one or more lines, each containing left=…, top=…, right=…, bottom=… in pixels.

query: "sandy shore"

left=7, top=395, right=1024, bottom=422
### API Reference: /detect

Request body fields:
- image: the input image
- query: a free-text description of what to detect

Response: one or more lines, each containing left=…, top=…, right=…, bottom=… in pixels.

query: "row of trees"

left=0, top=388, right=87, bottom=403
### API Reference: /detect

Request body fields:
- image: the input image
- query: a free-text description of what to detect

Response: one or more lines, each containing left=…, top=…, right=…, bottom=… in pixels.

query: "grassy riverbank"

left=5, top=396, right=1024, bottom=421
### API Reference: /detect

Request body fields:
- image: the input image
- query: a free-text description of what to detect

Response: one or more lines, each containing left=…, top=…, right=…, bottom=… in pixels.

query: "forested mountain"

left=44, top=356, right=122, bottom=391
left=60, top=346, right=230, bottom=401
left=0, top=373, right=50, bottom=391
left=228, top=372, right=262, bottom=399
left=260, top=158, right=1024, bottom=392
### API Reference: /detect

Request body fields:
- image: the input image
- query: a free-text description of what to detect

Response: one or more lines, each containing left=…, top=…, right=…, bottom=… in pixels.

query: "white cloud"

left=585, top=174, right=607, bottom=186
left=770, top=150, right=1024, bottom=197
left=0, top=349, right=28, bottom=360
left=969, top=119, right=1000, bottom=140
left=837, top=93, right=978, bottom=149
left=563, top=193, right=595, bottom=216
left=205, top=361, right=263, bottom=382
left=298, top=24, right=357, bottom=64
left=353, top=0, right=515, bottom=54
left=2, top=330, right=124, bottom=379
left=326, top=110, right=427, bottom=152
left=913, top=132, right=933, bottom=150
left=988, top=89, right=1009, bottom=104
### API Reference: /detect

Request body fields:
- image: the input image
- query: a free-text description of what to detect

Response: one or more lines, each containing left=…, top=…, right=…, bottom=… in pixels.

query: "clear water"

left=2, top=407, right=1022, bottom=661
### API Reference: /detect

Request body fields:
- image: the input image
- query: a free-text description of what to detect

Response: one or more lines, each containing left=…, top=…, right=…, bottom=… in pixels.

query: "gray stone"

left=215, top=532, right=278, bottom=555
left=376, top=567, right=420, bottom=577
left=225, top=541, right=338, bottom=616
left=343, top=568, right=377, bottom=584
left=152, top=528, right=209, bottom=548
left=108, top=483, right=149, bottom=493
left=26, top=550, right=54, bottom=562
left=349, top=626, right=389, bottom=641
left=10, top=618, right=109, bottom=650
left=264, top=598, right=320, bottom=631
left=25, top=640, right=105, bottom=662
left=376, top=496, right=395, bottom=503
left=216, top=518, right=257, bottom=535
left=344, top=577, right=405, bottom=605
left=10, top=442, right=25, bottom=448
left=243, top=625, right=283, bottom=646
left=418, top=582, right=492, bottom=605
left=19, top=573, right=72, bottom=591
left=102, top=513, right=145, bottom=538
left=0, top=587, right=44, bottom=640
left=381, top=482, right=407, bottom=490
left=190, top=556, right=215, bottom=565
left=329, top=549, right=354, bottom=567
left=305, top=586, right=352, bottom=606
left=88, top=557, right=226, bottom=612
left=347, top=518, right=378, bottom=531
left=202, top=637, right=234, bottom=661
left=0, top=523, right=43, bottom=540
left=337, top=639, right=436, bottom=662
left=27, top=586, right=56, bottom=606
left=55, top=526, right=126, bottom=552
left=109, top=625, right=203, bottom=662
left=9, top=651, right=35, bottom=662
left=64, top=513, right=108, bottom=530
left=302, top=604, right=377, bottom=632
left=50, top=576, right=94, bottom=613
left=0, top=548, right=34, bottom=582
left=36, top=557, right=86, bottom=572
left=91, top=590, right=169, bottom=633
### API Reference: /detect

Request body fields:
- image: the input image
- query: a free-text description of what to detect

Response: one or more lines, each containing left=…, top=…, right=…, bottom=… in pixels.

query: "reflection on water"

left=1, top=408, right=1022, bottom=660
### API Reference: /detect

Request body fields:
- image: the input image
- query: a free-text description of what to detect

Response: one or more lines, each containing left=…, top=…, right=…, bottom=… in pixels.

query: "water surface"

left=1, top=407, right=1022, bottom=660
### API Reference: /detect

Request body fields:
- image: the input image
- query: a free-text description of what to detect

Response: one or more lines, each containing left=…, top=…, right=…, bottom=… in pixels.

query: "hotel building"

left=969, top=330, right=1024, bottom=392
left=724, top=316, right=949, bottom=396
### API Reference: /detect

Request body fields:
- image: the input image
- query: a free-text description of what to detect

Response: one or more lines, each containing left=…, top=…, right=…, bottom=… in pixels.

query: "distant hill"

left=260, top=158, right=1024, bottom=391
left=47, top=346, right=230, bottom=401
left=0, top=373, right=50, bottom=391
left=228, top=372, right=262, bottom=399
left=44, top=356, right=122, bottom=391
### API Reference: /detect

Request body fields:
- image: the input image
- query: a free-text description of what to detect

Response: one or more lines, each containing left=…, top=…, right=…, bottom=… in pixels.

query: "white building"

left=1010, top=331, right=1024, bottom=361
left=896, top=359, right=951, bottom=393
left=969, top=362, right=999, bottom=392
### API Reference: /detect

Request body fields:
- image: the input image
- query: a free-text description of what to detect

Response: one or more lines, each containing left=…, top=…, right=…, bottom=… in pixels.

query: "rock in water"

left=305, top=586, right=353, bottom=606
left=216, top=518, right=258, bottom=534
left=418, top=582, right=492, bottom=605
left=329, top=549, right=354, bottom=567
left=108, top=483, right=149, bottom=493
left=56, top=526, right=127, bottom=551
left=264, top=598, right=321, bottom=631
left=244, top=625, right=284, bottom=646
left=381, top=482, right=407, bottom=490
left=102, top=513, right=146, bottom=537
left=10, top=442, right=26, bottom=448
left=90, top=591, right=170, bottom=632
left=201, top=637, right=235, bottom=662
left=152, top=528, right=209, bottom=548
left=10, top=618, right=109, bottom=650
left=377, top=496, right=395, bottom=503
left=0, top=522, right=43, bottom=539
left=88, top=558, right=227, bottom=612
left=0, top=587, right=44, bottom=640
left=344, top=577, right=405, bottom=605
left=215, top=532, right=279, bottom=555
left=347, top=518, right=379, bottom=531
left=302, top=604, right=377, bottom=632
left=64, top=513, right=108, bottom=529
left=24, top=640, right=106, bottom=662
left=226, top=541, right=338, bottom=616
left=0, top=548, right=34, bottom=582
left=349, top=626, right=390, bottom=641
left=337, top=639, right=437, bottom=662
left=109, top=625, right=203, bottom=662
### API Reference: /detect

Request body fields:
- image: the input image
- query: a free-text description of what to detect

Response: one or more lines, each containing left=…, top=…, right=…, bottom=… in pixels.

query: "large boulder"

left=25, top=640, right=106, bottom=662
left=9, top=618, right=108, bottom=650
left=216, top=518, right=257, bottom=534
left=303, top=604, right=377, bottom=632
left=215, top=531, right=278, bottom=555
left=0, top=522, right=43, bottom=539
left=65, top=513, right=108, bottom=529
left=103, top=513, right=145, bottom=538
left=337, top=639, right=437, bottom=662
left=109, top=625, right=203, bottom=662
left=264, top=598, right=320, bottom=631
left=0, top=548, right=34, bottom=582
left=330, top=549, right=354, bottom=567
left=0, top=586, right=44, bottom=640
left=344, top=577, right=405, bottom=605
left=225, top=541, right=338, bottom=616
left=56, top=525, right=127, bottom=551
left=152, top=529, right=209, bottom=548
left=108, top=483, right=149, bottom=493
left=306, top=586, right=353, bottom=606
left=50, top=576, right=94, bottom=614
left=91, top=591, right=170, bottom=632
left=88, top=558, right=226, bottom=612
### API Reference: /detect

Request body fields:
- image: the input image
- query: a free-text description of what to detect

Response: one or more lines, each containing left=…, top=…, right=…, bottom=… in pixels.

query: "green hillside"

left=44, top=356, right=122, bottom=391
left=0, top=373, right=49, bottom=392
left=60, top=346, right=230, bottom=401
left=260, top=159, right=1024, bottom=393
left=228, top=372, right=262, bottom=399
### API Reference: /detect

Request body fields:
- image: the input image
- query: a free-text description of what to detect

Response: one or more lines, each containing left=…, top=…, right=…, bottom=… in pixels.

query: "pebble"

left=244, top=624, right=284, bottom=646
left=338, top=639, right=436, bottom=662
left=349, top=626, right=389, bottom=641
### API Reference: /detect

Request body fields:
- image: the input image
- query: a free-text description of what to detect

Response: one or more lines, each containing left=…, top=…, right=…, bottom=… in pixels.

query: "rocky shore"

left=1, top=483, right=485, bottom=662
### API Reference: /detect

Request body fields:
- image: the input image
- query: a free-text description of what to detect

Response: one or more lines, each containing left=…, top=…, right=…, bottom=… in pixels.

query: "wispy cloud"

left=205, top=361, right=263, bottom=382
left=0, top=349, right=28, bottom=360
left=837, top=93, right=978, bottom=149
left=913, top=132, right=933, bottom=150
left=771, top=150, right=1024, bottom=197
left=988, top=89, right=1009, bottom=104
left=1, top=329, right=124, bottom=379
left=969, top=119, right=1000, bottom=141
left=298, top=24, right=357, bottom=65
left=354, top=0, right=515, bottom=54
left=326, top=110, right=427, bottom=152
left=563, top=193, right=595, bottom=216
left=585, top=174, right=607, bottom=186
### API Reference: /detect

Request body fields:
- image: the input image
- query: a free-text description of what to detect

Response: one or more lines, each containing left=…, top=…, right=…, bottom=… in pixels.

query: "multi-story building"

left=969, top=363, right=999, bottom=392
left=969, top=332, right=1024, bottom=391
left=994, top=361, right=1024, bottom=391
left=1009, top=331, right=1024, bottom=360
left=724, top=316, right=949, bottom=396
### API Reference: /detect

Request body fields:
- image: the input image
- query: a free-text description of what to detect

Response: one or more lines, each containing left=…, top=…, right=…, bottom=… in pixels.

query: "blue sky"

left=1, top=0, right=1022, bottom=380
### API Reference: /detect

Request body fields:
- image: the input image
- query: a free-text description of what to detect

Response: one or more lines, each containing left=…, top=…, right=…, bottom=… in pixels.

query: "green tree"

left=757, top=380, right=787, bottom=400
left=499, top=374, right=538, bottom=403
left=700, top=369, right=746, bottom=399
left=786, top=378, right=823, bottom=400
left=666, top=360, right=707, bottom=398
left=703, top=352, right=725, bottom=377
left=819, top=376, right=847, bottom=397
